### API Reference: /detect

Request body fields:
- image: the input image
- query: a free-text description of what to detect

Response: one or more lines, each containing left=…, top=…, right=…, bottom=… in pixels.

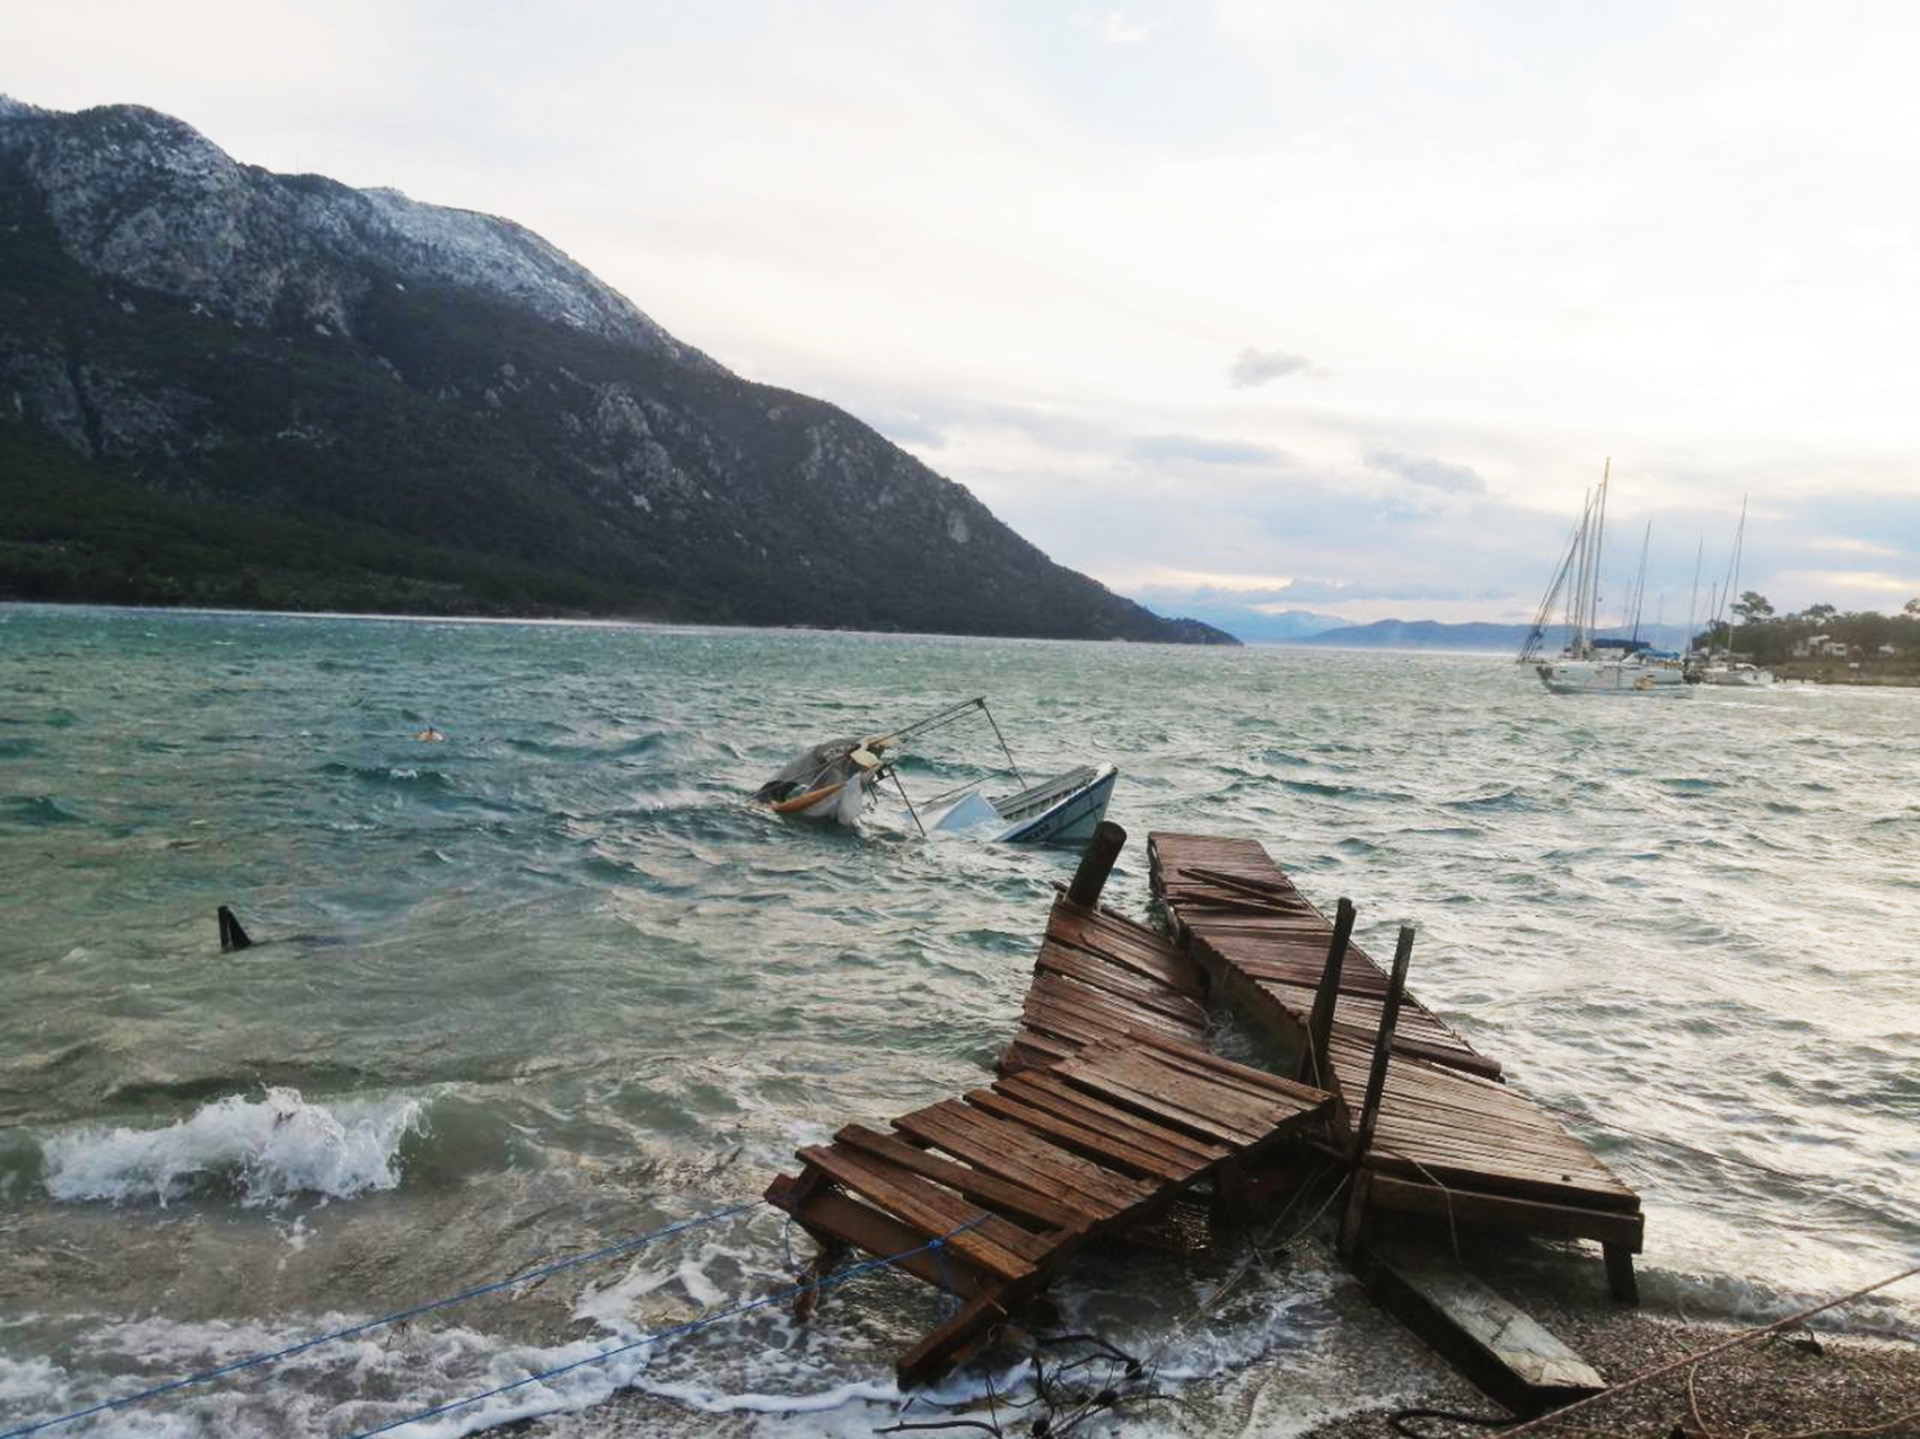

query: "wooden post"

left=1353, top=924, right=1416, bottom=1162
left=1066, top=821, right=1127, bottom=909
left=217, top=905, right=253, bottom=952
left=1299, top=897, right=1356, bottom=1089
left=1603, top=1242, right=1640, bottom=1305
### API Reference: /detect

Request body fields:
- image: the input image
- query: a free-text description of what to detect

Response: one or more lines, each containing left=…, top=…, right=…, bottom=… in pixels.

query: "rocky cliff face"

left=0, top=99, right=1236, bottom=642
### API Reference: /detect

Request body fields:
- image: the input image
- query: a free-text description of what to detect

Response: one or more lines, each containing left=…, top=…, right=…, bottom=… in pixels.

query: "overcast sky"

left=14, top=1, right=1920, bottom=628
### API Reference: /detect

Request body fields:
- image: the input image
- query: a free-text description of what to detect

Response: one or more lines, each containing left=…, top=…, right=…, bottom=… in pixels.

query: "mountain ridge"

left=0, top=99, right=1236, bottom=644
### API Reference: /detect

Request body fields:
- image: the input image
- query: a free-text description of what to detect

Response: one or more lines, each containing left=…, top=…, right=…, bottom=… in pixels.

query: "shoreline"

left=1301, top=1307, right=1920, bottom=1439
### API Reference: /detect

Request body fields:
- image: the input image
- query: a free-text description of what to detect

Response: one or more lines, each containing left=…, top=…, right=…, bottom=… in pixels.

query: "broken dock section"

left=1148, top=831, right=1644, bottom=1304
left=764, top=1024, right=1332, bottom=1384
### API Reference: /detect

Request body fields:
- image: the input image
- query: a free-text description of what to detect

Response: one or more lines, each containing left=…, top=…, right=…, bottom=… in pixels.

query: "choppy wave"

left=3, top=795, right=89, bottom=827
left=39, top=1088, right=426, bottom=1206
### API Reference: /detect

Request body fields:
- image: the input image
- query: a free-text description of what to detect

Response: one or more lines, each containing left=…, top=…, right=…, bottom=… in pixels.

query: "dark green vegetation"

left=1696, top=593, right=1920, bottom=682
left=0, top=104, right=1233, bottom=642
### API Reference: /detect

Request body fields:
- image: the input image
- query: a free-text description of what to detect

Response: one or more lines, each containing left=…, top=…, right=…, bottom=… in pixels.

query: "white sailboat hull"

left=1535, top=659, right=1692, bottom=695
left=1699, top=665, right=1775, bottom=687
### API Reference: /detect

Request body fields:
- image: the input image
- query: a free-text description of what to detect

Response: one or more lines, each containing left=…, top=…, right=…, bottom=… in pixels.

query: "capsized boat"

left=1519, top=460, right=1691, bottom=696
left=922, top=763, right=1119, bottom=844
left=753, top=697, right=1118, bottom=843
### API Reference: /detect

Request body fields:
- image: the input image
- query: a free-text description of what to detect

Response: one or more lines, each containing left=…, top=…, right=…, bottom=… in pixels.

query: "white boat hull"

left=927, top=763, right=1118, bottom=844
left=1699, top=665, right=1775, bottom=687
left=1535, top=659, right=1692, bottom=695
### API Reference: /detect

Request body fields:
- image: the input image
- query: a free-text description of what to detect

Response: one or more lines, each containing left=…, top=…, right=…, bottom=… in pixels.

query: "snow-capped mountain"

left=0, top=99, right=1235, bottom=642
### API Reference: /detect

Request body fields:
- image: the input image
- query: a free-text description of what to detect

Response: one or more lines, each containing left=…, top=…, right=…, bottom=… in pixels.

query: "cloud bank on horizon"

left=12, top=0, right=1919, bottom=632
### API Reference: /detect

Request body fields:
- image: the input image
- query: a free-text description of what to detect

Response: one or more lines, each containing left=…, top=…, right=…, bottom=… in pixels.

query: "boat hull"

left=1535, top=660, right=1692, bottom=695
left=1700, top=666, right=1776, bottom=687
left=927, top=763, right=1119, bottom=844
left=994, top=763, right=1118, bottom=844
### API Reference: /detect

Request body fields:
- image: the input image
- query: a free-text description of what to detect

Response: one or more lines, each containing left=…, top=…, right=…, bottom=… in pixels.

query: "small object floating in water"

left=413, top=727, right=446, bottom=742
left=216, top=904, right=253, bottom=952
left=753, top=697, right=1117, bottom=844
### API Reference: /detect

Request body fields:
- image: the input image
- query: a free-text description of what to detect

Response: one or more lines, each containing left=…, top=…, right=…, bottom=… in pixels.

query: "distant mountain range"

left=0, top=98, right=1234, bottom=644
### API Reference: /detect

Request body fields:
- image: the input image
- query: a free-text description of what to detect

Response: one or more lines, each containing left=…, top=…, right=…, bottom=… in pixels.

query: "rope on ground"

left=1, top=1198, right=763, bottom=1439
left=345, top=1216, right=989, bottom=1439
left=1493, top=1261, right=1920, bottom=1439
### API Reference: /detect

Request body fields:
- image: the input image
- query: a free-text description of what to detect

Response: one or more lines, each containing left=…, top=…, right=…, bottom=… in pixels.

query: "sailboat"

left=1519, top=460, right=1692, bottom=696
left=1697, top=499, right=1777, bottom=687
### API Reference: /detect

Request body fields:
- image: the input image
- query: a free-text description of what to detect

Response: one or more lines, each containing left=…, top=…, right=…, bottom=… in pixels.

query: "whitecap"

left=40, top=1087, right=425, bottom=1207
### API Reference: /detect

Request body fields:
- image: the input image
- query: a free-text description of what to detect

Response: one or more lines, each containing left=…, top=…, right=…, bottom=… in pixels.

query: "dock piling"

left=1300, top=897, right=1356, bottom=1089
left=1353, top=924, right=1416, bottom=1162
left=1066, top=821, right=1127, bottom=909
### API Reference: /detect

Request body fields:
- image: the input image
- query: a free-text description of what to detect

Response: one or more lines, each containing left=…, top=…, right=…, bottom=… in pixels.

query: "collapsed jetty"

left=766, top=825, right=1641, bottom=1414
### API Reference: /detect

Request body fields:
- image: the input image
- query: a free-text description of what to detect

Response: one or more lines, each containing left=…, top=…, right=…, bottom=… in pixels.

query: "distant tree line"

left=1694, top=592, right=1920, bottom=668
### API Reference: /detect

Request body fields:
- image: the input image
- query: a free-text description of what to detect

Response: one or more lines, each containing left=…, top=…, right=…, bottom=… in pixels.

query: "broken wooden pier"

left=766, top=823, right=1643, bottom=1410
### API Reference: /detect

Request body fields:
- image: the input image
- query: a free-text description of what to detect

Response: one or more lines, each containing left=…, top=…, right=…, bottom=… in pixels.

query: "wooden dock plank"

left=795, top=1145, right=1039, bottom=1279
left=964, top=1089, right=1197, bottom=1183
left=996, top=1070, right=1232, bottom=1165
left=1148, top=831, right=1641, bottom=1254
left=835, top=1125, right=1084, bottom=1232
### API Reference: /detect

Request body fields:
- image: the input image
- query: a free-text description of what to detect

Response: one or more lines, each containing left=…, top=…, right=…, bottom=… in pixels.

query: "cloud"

left=1781, top=569, right=1920, bottom=598
left=1362, top=447, right=1486, bottom=496
left=1228, top=347, right=1325, bottom=387
left=1131, top=433, right=1284, bottom=467
left=1102, top=11, right=1162, bottom=45
left=1808, top=536, right=1902, bottom=558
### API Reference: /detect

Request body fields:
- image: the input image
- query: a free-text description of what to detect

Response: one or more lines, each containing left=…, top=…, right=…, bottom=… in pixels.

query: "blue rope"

left=930, top=1236, right=961, bottom=1321
left=2, top=1199, right=761, bottom=1439
left=346, top=1217, right=988, bottom=1439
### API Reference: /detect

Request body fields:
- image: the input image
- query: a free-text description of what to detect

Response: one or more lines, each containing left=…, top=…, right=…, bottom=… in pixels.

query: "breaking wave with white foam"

left=40, top=1087, right=426, bottom=1206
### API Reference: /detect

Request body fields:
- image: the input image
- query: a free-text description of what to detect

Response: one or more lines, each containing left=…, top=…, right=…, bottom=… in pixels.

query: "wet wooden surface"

left=766, top=1033, right=1331, bottom=1386
left=1001, top=894, right=1210, bottom=1074
left=1148, top=831, right=1642, bottom=1297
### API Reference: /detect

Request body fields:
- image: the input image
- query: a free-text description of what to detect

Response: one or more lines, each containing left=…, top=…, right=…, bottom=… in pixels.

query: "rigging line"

left=1493, top=1262, right=1920, bottom=1439
left=976, top=700, right=1027, bottom=791
left=1, top=1199, right=763, bottom=1439
left=344, top=1218, right=990, bottom=1439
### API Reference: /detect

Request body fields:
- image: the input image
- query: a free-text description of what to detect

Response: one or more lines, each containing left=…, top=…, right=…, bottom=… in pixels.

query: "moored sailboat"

left=1697, top=498, right=1777, bottom=687
left=1519, top=460, right=1691, bottom=695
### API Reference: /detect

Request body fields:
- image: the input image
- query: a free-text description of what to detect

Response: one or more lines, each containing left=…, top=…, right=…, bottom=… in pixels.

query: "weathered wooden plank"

left=996, top=1071, right=1231, bottom=1166
left=795, top=1145, right=1039, bottom=1279
left=1030, top=972, right=1202, bottom=1040
left=897, top=1290, right=1032, bottom=1390
left=896, top=1103, right=1147, bottom=1215
left=1053, top=1061, right=1267, bottom=1148
left=1036, top=942, right=1209, bottom=1025
left=999, top=1031, right=1076, bottom=1075
left=1123, top=1028, right=1332, bottom=1110
left=1356, top=1245, right=1607, bottom=1416
left=768, top=1180, right=994, bottom=1300
left=1363, top=1173, right=1644, bottom=1245
left=835, top=1125, right=1085, bottom=1232
left=964, top=1088, right=1197, bottom=1183
left=1069, top=1048, right=1285, bottom=1138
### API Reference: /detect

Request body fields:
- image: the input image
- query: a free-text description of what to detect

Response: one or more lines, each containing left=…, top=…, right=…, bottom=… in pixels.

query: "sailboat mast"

left=1686, top=537, right=1704, bottom=665
left=1628, top=519, right=1651, bottom=643
left=1571, top=459, right=1610, bottom=657
left=1726, top=495, right=1748, bottom=657
left=1568, top=489, right=1593, bottom=653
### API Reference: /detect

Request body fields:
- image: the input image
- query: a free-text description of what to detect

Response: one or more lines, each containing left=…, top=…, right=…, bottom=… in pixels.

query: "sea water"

left=1, top=605, right=1914, bottom=1437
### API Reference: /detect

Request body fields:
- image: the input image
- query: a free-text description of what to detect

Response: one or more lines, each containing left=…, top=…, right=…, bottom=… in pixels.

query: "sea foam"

left=40, top=1087, right=425, bottom=1206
